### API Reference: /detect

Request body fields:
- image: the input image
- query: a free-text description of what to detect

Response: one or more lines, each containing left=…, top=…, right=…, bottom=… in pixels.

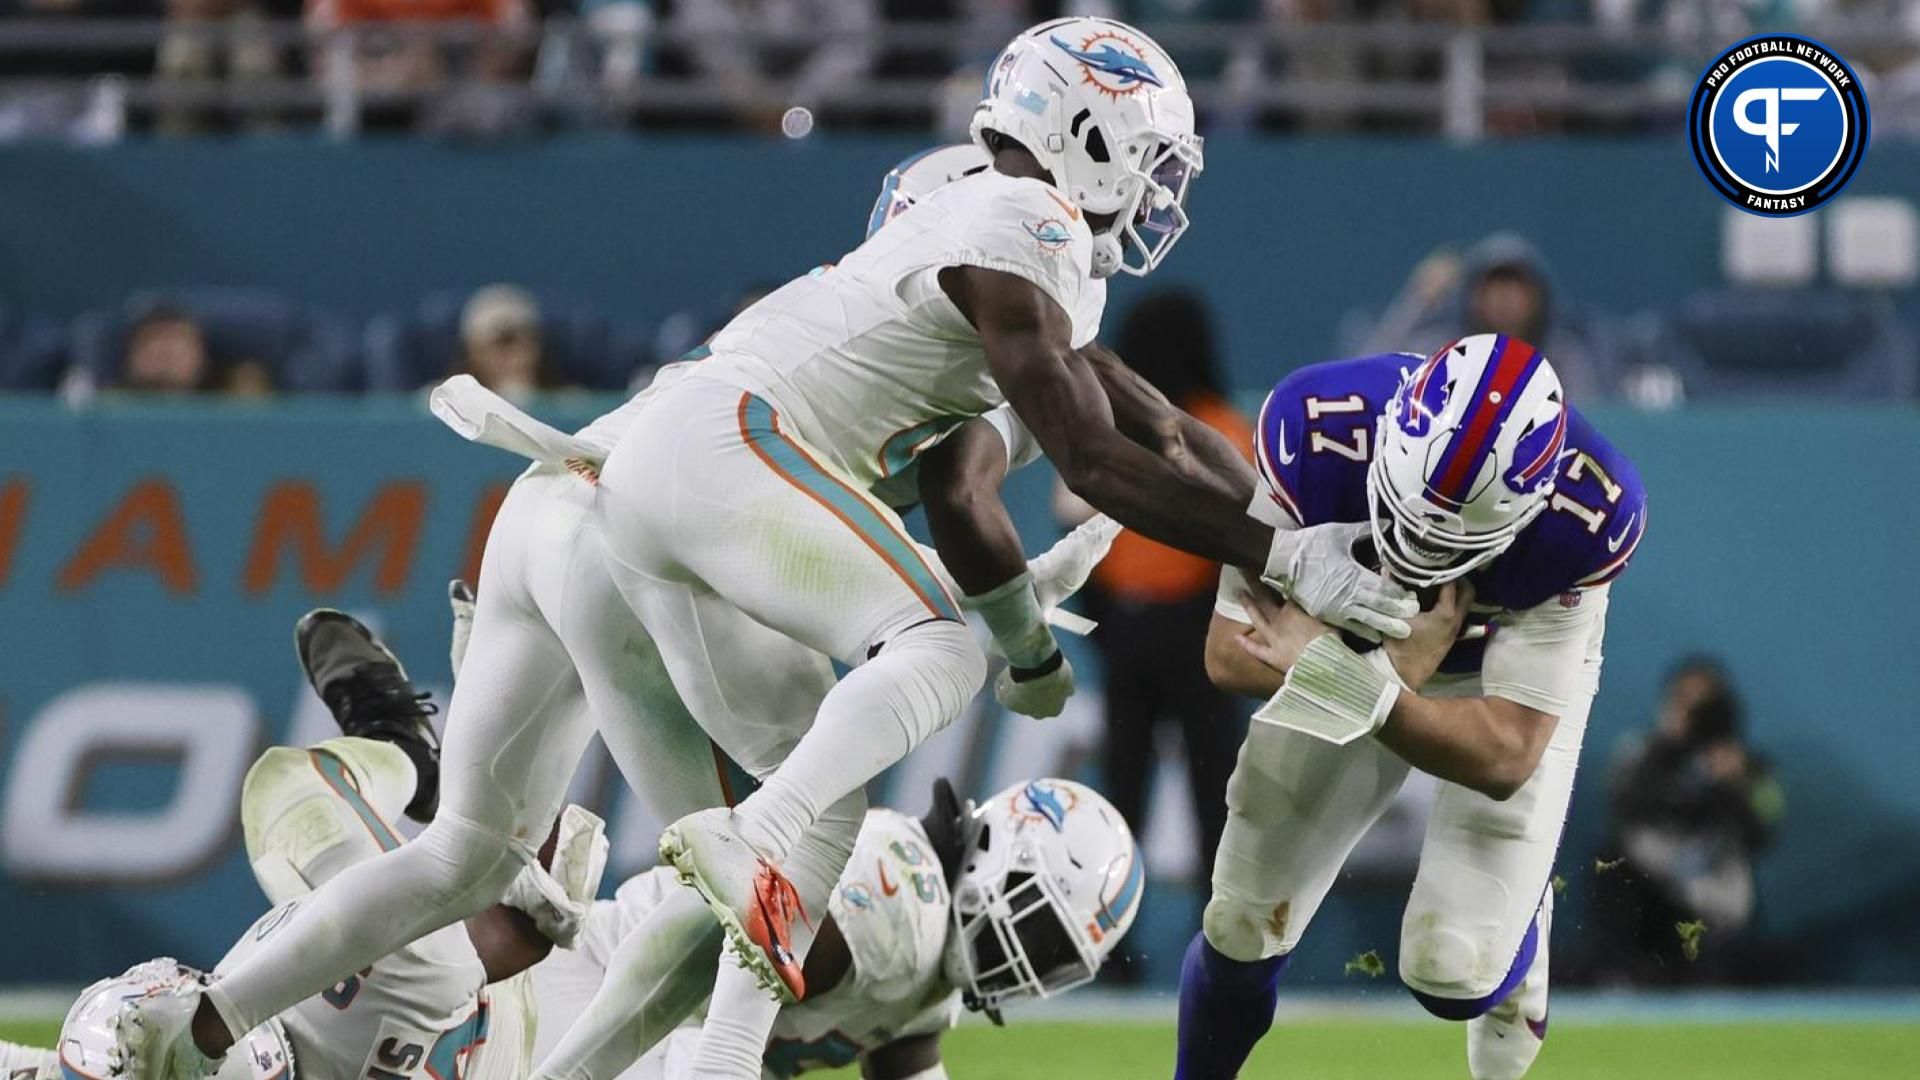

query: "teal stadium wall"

left=1, top=137, right=1917, bottom=988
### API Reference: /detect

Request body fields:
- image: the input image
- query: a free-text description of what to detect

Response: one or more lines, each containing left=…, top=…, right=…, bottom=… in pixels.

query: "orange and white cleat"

left=658, top=808, right=810, bottom=1003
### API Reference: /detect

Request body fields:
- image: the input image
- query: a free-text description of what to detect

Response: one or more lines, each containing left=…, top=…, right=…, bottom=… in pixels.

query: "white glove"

left=1029, top=513, right=1121, bottom=613
left=501, top=804, right=610, bottom=949
left=995, top=651, right=1075, bottom=720
left=1262, top=521, right=1418, bottom=642
left=448, top=579, right=476, bottom=677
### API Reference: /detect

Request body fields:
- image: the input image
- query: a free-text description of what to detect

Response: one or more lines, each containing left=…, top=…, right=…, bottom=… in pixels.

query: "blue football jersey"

left=1251, top=353, right=1647, bottom=675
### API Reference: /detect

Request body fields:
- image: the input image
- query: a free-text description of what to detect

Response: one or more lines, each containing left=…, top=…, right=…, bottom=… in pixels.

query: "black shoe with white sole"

left=295, top=609, right=442, bottom=822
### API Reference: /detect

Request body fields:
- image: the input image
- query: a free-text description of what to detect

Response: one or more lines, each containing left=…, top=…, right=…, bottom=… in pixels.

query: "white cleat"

left=658, top=807, right=809, bottom=1005
left=1468, top=890, right=1552, bottom=1080
left=108, top=985, right=219, bottom=1080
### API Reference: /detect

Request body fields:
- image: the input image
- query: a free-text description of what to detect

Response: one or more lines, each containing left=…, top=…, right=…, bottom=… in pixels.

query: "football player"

left=23, top=613, right=1140, bottom=1080
left=1175, top=336, right=1647, bottom=1080
left=119, top=19, right=1350, bottom=1080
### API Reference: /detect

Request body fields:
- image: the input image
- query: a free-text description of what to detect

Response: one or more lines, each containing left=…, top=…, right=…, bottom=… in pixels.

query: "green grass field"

left=10, top=1017, right=1916, bottom=1080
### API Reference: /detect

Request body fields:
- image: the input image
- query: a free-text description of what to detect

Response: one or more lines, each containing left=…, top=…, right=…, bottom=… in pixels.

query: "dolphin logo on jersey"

left=1051, top=32, right=1164, bottom=100
left=1015, top=781, right=1073, bottom=832
left=1025, top=218, right=1074, bottom=253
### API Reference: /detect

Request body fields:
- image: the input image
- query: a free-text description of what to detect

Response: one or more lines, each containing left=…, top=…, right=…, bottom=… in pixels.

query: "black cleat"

left=296, top=609, right=442, bottom=822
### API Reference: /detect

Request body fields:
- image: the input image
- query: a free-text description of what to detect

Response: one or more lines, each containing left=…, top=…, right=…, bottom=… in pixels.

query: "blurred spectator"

left=307, top=0, right=534, bottom=132
left=1363, top=232, right=1613, bottom=403
left=1056, top=289, right=1253, bottom=980
left=1594, top=656, right=1785, bottom=985
left=118, top=304, right=275, bottom=395
left=662, top=0, right=877, bottom=130
left=154, top=0, right=286, bottom=134
left=455, top=284, right=557, bottom=396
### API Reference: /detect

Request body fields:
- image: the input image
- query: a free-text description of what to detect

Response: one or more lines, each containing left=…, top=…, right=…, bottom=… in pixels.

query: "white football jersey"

left=759, top=809, right=959, bottom=1077
left=692, top=169, right=1107, bottom=490
left=544, top=809, right=960, bottom=1080
left=215, top=902, right=523, bottom=1080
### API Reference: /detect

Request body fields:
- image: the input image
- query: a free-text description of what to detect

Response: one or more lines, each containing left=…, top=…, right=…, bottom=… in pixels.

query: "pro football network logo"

left=1688, top=35, right=1869, bottom=217
left=1051, top=31, right=1164, bottom=100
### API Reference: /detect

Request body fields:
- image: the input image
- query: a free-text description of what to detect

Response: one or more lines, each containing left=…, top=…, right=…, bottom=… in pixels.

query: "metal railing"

left=0, top=17, right=1909, bottom=140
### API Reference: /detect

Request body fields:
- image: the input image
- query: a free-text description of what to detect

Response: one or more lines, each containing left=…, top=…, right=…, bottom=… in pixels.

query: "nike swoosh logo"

left=1606, top=513, right=1637, bottom=553
left=1274, top=418, right=1298, bottom=465
left=1044, top=189, right=1082, bottom=222
left=876, top=862, right=900, bottom=897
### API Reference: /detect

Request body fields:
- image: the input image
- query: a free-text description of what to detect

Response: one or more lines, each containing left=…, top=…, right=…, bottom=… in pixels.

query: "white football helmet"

left=60, top=960, right=295, bottom=1080
left=943, top=778, right=1142, bottom=1015
left=866, top=143, right=993, bottom=240
left=1368, top=334, right=1569, bottom=587
left=971, top=17, right=1202, bottom=278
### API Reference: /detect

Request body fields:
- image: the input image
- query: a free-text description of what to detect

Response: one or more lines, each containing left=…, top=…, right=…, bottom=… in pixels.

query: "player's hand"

left=1381, top=579, right=1471, bottom=688
left=1262, top=522, right=1418, bottom=642
left=995, top=650, right=1075, bottom=719
left=1234, top=585, right=1335, bottom=673
left=448, top=579, right=476, bottom=676
left=1029, top=513, right=1121, bottom=611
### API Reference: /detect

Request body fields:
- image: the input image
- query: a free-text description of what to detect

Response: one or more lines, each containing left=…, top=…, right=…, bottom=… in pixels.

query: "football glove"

left=1263, top=521, right=1418, bottom=642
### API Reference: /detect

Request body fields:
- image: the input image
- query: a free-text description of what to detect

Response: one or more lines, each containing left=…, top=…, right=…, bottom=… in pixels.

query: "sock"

left=685, top=954, right=786, bottom=1079
left=530, top=886, right=723, bottom=1080
left=1174, top=933, right=1289, bottom=1080
left=732, top=620, right=982, bottom=861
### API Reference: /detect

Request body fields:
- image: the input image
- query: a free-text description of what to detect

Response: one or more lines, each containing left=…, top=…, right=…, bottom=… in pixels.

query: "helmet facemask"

left=946, top=833, right=1101, bottom=1014
left=1109, top=134, right=1202, bottom=277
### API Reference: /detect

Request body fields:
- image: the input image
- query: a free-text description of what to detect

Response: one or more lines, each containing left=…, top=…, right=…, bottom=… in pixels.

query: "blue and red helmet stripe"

left=1427, top=336, right=1543, bottom=505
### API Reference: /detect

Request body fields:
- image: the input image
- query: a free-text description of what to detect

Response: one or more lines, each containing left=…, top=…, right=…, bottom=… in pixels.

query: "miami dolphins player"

left=29, top=609, right=1139, bottom=1080
left=1175, top=334, right=1647, bottom=1080
left=110, top=103, right=1236, bottom=1080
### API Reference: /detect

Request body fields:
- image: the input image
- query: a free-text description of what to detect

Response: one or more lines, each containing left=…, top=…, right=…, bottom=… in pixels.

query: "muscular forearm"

left=918, top=423, right=1025, bottom=595
left=1063, top=428, right=1269, bottom=568
left=1376, top=694, right=1556, bottom=801
left=1173, top=411, right=1259, bottom=504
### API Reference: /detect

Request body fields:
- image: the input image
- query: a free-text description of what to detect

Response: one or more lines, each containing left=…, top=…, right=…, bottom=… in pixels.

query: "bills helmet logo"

left=1051, top=31, right=1165, bottom=100
left=1503, top=403, right=1568, bottom=496
left=1394, top=349, right=1454, bottom=438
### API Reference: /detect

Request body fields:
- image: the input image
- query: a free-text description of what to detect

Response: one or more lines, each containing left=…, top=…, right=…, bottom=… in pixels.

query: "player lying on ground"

left=13, top=612, right=1143, bottom=1080
left=119, top=31, right=1410, bottom=1079
left=1175, top=336, right=1648, bottom=1080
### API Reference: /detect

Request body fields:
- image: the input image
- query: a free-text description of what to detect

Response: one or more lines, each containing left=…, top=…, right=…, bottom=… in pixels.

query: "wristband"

left=1252, top=635, right=1403, bottom=745
left=1008, top=648, right=1066, bottom=683
left=968, top=571, right=1059, bottom=670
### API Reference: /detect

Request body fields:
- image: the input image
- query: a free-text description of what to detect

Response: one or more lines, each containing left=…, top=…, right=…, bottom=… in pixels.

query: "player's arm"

left=1204, top=566, right=1288, bottom=697
left=464, top=805, right=608, bottom=982
left=916, top=417, right=1024, bottom=594
left=860, top=1032, right=945, bottom=1080
left=1237, top=586, right=1598, bottom=800
left=1374, top=695, right=1557, bottom=802
left=464, top=906, right=552, bottom=984
left=1080, top=340, right=1256, bottom=507
left=941, top=264, right=1270, bottom=570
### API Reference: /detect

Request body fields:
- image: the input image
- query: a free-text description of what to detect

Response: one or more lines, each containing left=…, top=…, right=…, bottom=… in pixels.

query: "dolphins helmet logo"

left=1051, top=31, right=1165, bottom=101
left=1010, top=780, right=1077, bottom=832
